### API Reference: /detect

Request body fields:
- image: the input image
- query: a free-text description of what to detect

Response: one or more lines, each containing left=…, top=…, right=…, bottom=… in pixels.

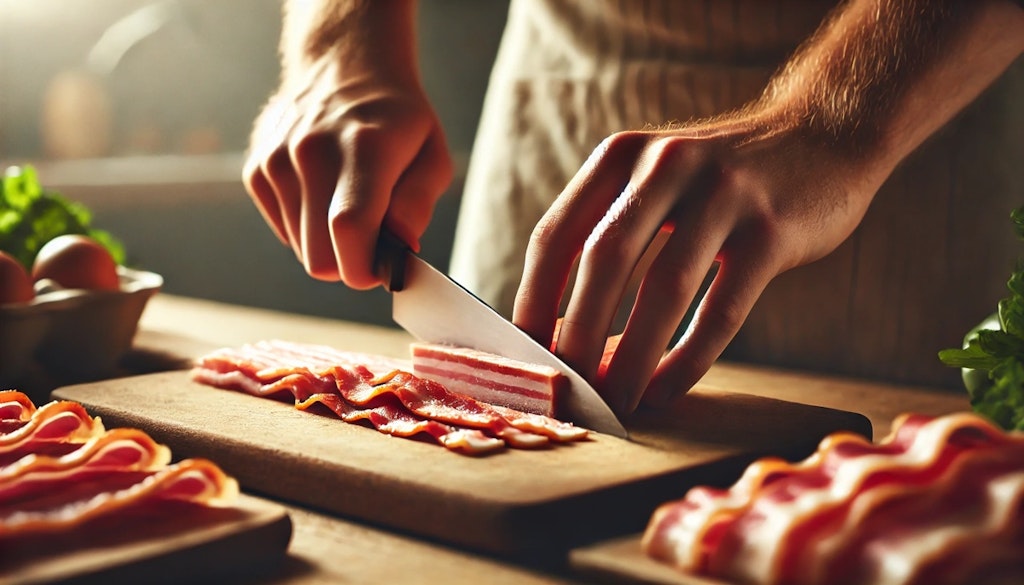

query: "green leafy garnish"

left=0, top=165, right=125, bottom=270
left=938, top=206, right=1024, bottom=431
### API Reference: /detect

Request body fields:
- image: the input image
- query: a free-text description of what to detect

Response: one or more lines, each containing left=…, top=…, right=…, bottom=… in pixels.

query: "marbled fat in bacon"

left=0, top=428, right=172, bottom=506
left=295, top=391, right=505, bottom=454
left=0, top=394, right=239, bottom=540
left=642, top=412, right=1024, bottom=585
left=191, top=340, right=589, bottom=455
left=0, top=458, right=238, bottom=537
left=0, top=401, right=104, bottom=458
left=410, top=342, right=565, bottom=417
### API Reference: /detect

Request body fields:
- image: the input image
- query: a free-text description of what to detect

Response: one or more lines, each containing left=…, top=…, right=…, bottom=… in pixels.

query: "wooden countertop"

left=122, top=294, right=971, bottom=583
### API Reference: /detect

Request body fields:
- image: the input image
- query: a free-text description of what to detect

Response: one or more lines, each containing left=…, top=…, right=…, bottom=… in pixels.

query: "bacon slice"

left=410, top=342, right=565, bottom=417
left=0, top=428, right=172, bottom=506
left=0, top=390, right=36, bottom=421
left=192, top=340, right=589, bottom=455
left=0, top=401, right=104, bottom=457
left=642, top=412, right=1024, bottom=585
left=0, top=458, right=238, bottom=537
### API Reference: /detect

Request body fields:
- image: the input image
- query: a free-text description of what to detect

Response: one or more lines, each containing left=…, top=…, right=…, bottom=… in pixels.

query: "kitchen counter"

left=100, top=294, right=973, bottom=583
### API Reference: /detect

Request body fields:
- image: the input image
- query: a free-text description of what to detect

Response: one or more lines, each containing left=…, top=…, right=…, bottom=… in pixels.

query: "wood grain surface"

left=53, top=371, right=869, bottom=559
left=570, top=534, right=722, bottom=585
left=0, top=494, right=292, bottom=585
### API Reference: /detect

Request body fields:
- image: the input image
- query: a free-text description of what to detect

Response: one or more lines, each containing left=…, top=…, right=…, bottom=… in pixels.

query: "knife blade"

left=376, top=231, right=628, bottom=438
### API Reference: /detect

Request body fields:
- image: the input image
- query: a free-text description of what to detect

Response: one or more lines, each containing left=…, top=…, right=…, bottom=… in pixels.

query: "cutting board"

left=53, top=371, right=870, bottom=558
left=570, top=534, right=727, bottom=585
left=1, top=494, right=292, bottom=585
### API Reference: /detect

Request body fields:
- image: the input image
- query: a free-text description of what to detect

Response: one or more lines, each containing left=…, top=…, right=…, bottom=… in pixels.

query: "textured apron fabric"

left=449, top=0, right=1024, bottom=389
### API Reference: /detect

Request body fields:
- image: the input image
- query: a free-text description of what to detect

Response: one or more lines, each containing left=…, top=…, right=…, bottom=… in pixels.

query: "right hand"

left=243, top=9, right=452, bottom=289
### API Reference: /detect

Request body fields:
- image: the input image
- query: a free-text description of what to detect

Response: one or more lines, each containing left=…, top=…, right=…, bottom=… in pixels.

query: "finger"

left=242, top=162, right=289, bottom=245
left=243, top=100, right=291, bottom=246
left=600, top=178, right=732, bottom=413
left=330, top=125, right=423, bottom=289
left=260, top=142, right=304, bottom=257
left=292, top=133, right=343, bottom=280
left=385, top=129, right=454, bottom=251
left=513, top=132, right=646, bottom=351
left=558, top=137, right=708, bottom=383
left=643, top=236, right=776, bottom=408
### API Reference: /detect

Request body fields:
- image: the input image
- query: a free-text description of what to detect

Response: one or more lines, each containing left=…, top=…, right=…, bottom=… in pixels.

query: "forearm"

left=761, top=0, right=1024, bottom=179
left=278, top=0, right=420, bottom=90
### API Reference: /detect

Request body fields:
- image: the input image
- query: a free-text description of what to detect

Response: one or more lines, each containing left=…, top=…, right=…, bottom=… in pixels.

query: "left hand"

left=513, top=112, right=880, bottom=414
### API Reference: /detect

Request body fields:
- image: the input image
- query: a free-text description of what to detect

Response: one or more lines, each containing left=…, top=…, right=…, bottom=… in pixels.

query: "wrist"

left=280, top=0, right=420, bottom=92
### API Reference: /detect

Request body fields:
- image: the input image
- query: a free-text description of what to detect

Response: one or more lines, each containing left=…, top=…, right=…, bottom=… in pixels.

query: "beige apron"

left=449, top=0, right=1024, bottom=389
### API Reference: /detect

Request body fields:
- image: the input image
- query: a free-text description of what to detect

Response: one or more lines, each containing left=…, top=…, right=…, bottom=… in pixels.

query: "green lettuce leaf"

left=0, top=165, right=126, bottom=270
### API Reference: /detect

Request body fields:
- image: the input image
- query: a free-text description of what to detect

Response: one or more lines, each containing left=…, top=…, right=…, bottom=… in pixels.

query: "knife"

left=375, top=230, right=628, bottom=438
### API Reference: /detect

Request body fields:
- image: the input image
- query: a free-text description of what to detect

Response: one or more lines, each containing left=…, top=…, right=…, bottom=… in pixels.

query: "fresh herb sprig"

left=938, top=207, right=1024, bottom=431
left=0, top=165, right=125, bottom=270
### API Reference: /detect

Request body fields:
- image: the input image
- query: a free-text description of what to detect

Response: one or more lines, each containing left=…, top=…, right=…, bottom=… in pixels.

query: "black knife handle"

left=375, top=229, right=409, bottom=292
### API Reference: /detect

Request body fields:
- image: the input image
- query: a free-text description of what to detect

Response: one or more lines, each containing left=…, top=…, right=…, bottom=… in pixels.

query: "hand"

left=513, top=110, right=881, bottom=414
left=243, top=1, right=452, bottom=289
left=514, top=0, right=1024, bottom=415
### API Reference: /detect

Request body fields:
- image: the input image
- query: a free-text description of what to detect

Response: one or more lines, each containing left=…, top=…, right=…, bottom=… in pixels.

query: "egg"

left=0, top=251, right=35, bottom=304
left=32, top=235, right=121, bottom=291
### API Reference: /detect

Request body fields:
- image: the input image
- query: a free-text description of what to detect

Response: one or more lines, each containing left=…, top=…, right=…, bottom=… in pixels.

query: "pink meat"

left=642, top=412, right=1024, bottom=585
left=409, top=342, right=565, bottom=417
left=191, top=340, right=589, bottom=455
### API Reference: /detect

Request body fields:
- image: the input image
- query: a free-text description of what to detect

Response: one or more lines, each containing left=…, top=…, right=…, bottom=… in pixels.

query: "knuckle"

left=528, top=215, right=561, bottom=254
left=582, top=225, right=631, bottom=266
left=702, top=294, right=748, bottom=334
left=340, top=123, right=384, bottom=153
left=595, top=131, right=646, bottom=159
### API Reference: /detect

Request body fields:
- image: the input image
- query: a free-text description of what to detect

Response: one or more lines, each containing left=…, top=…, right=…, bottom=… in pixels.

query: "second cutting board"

left=53, top=371, right=870, bottom=558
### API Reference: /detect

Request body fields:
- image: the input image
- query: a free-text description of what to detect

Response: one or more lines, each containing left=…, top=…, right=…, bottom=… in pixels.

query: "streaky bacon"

left=192, top=356, right=512, bottom=453
left=192, top=340, right=589, bottom=454
left=409, top=342, right=564, bottom=417
left=0, top=458, right=238, bottom=537
left=0, top=428, right=172, bottom=506
left=295, top=391, right=505, bottom=454
left=0, top=401, right=104, bottom=455
left=0, top=390, right=36, bottom=421
left=642, top=412, right=1024, bottom=585
left=0, top=391, right=36, bottom=436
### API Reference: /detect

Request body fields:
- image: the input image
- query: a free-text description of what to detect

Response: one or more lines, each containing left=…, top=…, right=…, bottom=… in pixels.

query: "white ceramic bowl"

left=0, top=267, right=163, bottom=384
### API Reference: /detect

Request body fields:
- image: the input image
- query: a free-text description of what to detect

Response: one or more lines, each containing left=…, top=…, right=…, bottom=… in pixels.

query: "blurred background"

left=0, top=0, right=509, bottom=327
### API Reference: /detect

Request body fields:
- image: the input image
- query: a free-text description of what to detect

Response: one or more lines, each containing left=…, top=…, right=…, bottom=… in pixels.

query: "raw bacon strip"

left=295, top=392, right=504, bottom=455
left=342, top=369, right=550, bottom=448
left=0, top=401, right=104, bottom=454
left=0, top=391, right=36, bottom=436
left=0, top=390, right=35, bottom=421
left=193, top=340, right=588, bottom=452
left=410, top=342, right=565, bottom=417
left=810, top=450, right=1024, bottom=585
left=0, top=428, right=172, bottom=506
left=642, top=412, right=1024, bottom=585
left=194, top=359, right=512, bottom=454
left=199, top=340, right=583, bottom=442
left=489, top=405, right=589, bottom=442
left=644, top=414, right=1023, bottom=575
left=0, top=458, right=238, bottom=537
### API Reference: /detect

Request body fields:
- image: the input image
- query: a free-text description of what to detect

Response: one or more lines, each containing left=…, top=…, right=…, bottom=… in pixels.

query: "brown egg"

left=0, top=251, right=35, bottom=304
left=32, top=235, right=121, bottom=291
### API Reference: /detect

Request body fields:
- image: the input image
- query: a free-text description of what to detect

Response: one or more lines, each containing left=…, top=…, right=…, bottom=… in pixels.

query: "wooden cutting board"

left=1, top=494, right=292, bottom=585
left=53, top=371, right=870, bottom=558
left=570, top=534, right=727, bottom=585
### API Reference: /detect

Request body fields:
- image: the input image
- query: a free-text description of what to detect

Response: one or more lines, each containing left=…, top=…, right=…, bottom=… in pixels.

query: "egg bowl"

left=0, top=267, right=163, bottom=385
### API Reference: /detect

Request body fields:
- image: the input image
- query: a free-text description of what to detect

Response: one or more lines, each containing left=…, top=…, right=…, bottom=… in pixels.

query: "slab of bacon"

left=409, top=342, right=565, bottom=417
left=191, top=339, right=589, bottom=455
left=642, top=412, right=1024, bottom=585
left=0, top=394, right=238, bottom=538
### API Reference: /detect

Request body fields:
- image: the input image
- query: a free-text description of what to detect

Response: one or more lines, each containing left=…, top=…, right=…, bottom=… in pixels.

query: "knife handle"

left=374, top=229, right=409, bottom=292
